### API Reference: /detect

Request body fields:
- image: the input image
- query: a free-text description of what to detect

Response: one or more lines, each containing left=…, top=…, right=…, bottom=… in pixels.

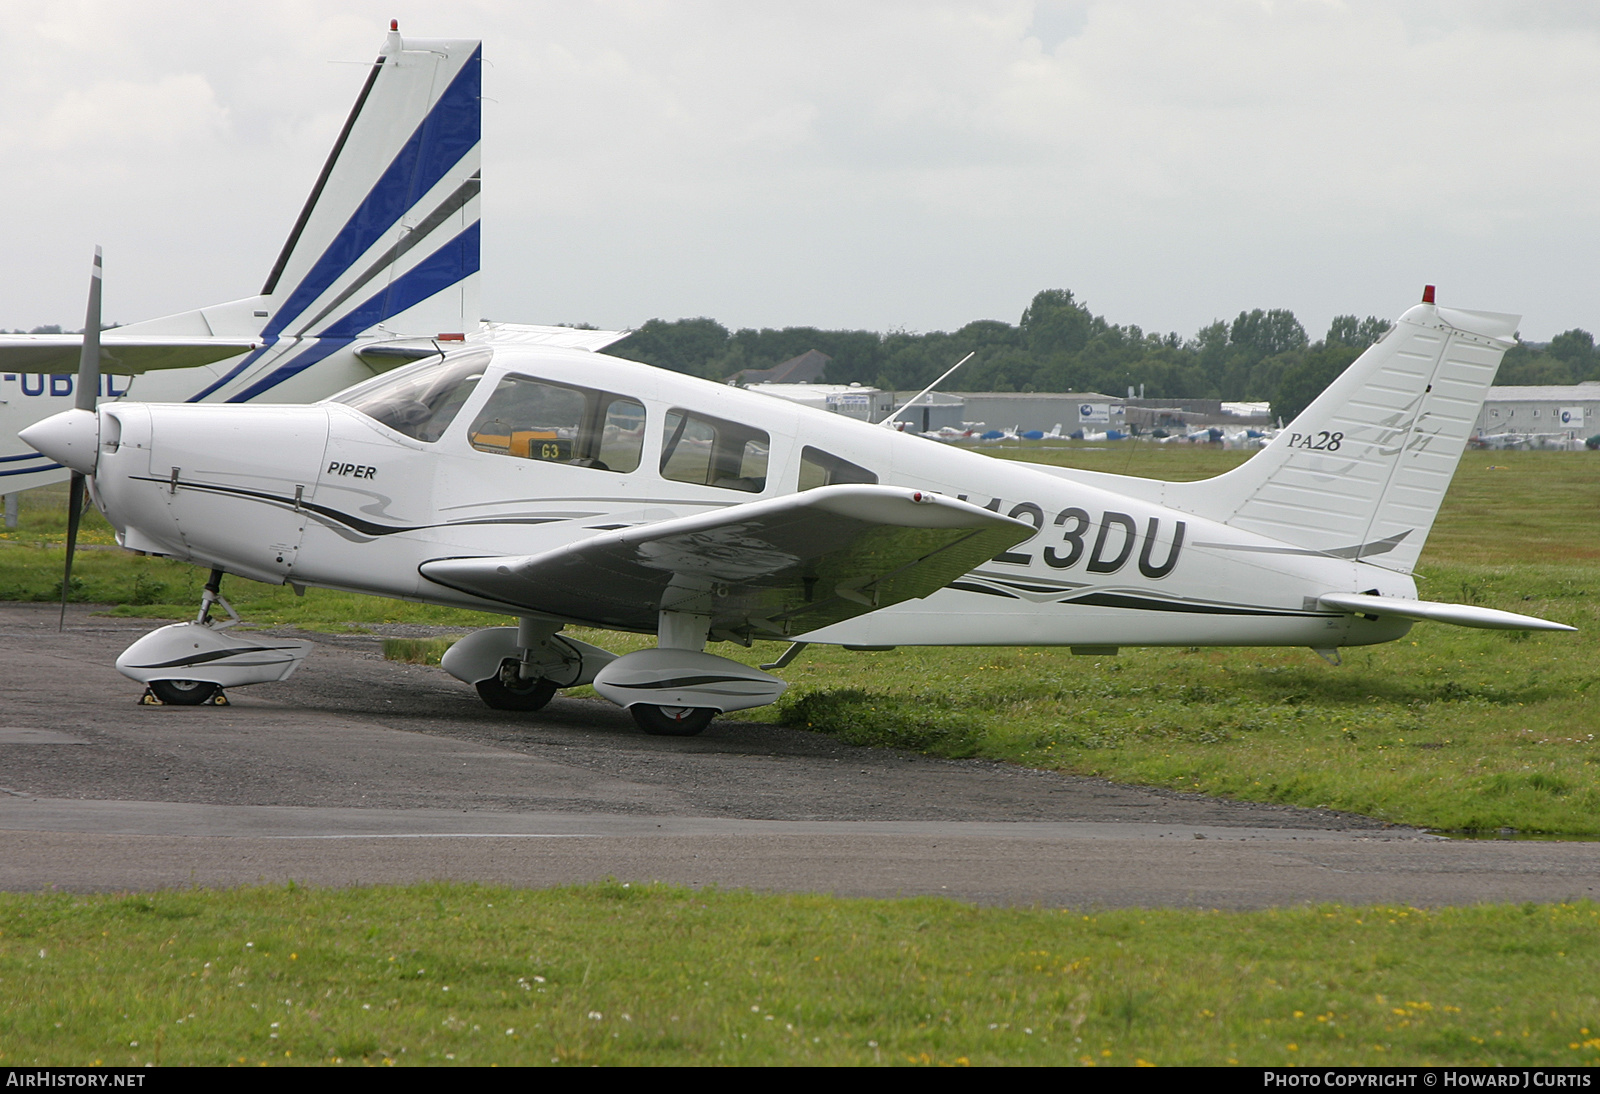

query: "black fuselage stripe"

left=1063, top=592, right=1330, bottom=617
left=131, top=476, right=419, bottom=536
left=129, top=476, right=569, bottom=537
left=950, top=582, right=1019, bottom=598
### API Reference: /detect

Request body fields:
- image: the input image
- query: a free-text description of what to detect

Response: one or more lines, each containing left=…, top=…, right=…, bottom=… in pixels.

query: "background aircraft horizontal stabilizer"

left=354, top=325, right=632, bottom=369
left=1317, top=592, right=1574, bottom=632
left=472, top=323, right=632, bottom=353
left=418, top=485, right=1031, bottom=639
left=0, top=333, right=259, bottom=375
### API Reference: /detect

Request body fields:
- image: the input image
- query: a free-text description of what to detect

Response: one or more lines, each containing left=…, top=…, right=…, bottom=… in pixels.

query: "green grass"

left=3, top=884, right=1599, bottom=1067
left=381, top=637, right=466, bottom=665
left=2, top=452, right=1596, bottom=1067
left=2, top=450, right=1596, bottom=833
left=766, top=616, right=1596, bottom=834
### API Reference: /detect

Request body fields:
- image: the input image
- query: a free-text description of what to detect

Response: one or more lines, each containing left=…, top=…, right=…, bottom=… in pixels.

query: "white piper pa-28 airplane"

left=0, top=27, right=623, bottom=493
left=21, top=252, right=1577, bottom=733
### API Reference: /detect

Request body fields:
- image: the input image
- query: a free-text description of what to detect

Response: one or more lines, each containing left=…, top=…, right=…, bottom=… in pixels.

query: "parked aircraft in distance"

left=0, top=26, right=620, bottom=493
left=23, top=265, right=1575, bottom=733
left=1472, top=431, right=1589, bottom=451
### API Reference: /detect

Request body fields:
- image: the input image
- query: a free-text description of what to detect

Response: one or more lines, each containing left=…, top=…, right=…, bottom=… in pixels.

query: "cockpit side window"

left=467, top=375, right=645, bottom=473
left=331, top=349, right=490, bottom=443
left=659, top=409, right=770, bottom=493
left=798, top=446, right=878, bottom=491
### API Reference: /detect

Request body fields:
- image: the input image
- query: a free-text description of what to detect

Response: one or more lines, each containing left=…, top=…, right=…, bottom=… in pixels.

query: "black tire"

left=474, top=660, right=559, bottom=712
left=630, top=704, right=716, bottom=736
left=148, top=679, right=220, bottom=706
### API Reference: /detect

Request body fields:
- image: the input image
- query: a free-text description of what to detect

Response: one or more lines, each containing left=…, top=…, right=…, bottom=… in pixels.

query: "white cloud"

left=2, top=0, right=1598, bottom=339
left=35, top=73, right=229, bottom=150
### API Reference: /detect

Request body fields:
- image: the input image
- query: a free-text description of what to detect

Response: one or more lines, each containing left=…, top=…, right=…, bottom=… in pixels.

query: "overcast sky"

left=3, top=0, right=1597, bottom=342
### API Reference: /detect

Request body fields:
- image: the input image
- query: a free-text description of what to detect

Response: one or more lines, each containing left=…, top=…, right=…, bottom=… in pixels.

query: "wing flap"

left=419, top=485, right=1031, bottom=637
left=1318, top=592, right=1574, bottom=632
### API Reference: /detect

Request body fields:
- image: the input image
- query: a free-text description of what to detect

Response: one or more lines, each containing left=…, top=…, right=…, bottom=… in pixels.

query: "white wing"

left=420, top=485, right=1031, bottom=640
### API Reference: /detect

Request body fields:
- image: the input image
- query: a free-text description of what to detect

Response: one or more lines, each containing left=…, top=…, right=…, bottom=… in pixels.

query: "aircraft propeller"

left=59, top=247, right=103, bottom=629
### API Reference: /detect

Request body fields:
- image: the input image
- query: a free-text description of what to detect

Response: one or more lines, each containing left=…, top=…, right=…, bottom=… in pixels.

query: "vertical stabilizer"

left=102, top=27, right=484, bottom=406
left=1169, top=300, right=1518, bottom=574
left=260, top=30, right=482, bottom=350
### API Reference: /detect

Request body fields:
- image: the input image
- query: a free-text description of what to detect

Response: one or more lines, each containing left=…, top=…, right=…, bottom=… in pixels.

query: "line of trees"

left=607, top=290, right=1597, bottom=422
left=14, top=293, right=1594, bottom=423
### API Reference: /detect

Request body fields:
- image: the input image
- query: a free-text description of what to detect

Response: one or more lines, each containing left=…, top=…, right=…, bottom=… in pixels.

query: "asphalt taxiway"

left=2, top=604, right=1595, bottom=908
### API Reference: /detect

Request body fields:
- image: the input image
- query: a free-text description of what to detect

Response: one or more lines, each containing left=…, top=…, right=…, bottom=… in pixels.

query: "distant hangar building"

left=1475, top=383, right=1600, bottom=436
left=887, top=391, right=966, bottom=432
left=951, top=392, right=1121, bottom=434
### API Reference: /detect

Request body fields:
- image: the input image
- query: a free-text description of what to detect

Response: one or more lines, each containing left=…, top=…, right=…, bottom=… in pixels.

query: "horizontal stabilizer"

left=1318, top=592, right=1574, bottom=632
left=473, top=323, right=631, bottom=353
left=420, top=485, right=1031, bottom=639
left=0, top=334, right=257, bottom=375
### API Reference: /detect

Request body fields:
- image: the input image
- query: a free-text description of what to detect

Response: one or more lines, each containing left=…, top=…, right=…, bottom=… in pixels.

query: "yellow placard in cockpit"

left=470, top=429, right=569, bottom=461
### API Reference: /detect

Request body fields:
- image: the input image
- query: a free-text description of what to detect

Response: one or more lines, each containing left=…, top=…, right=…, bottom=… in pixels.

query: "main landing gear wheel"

left=147, top=679, right=221, bottom=706
left=630, top=704, right=716, bottom=737
left=475, top=660, right=559, bottom=712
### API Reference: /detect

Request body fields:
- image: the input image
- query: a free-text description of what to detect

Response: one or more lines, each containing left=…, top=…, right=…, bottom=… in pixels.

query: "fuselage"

left=87, top=345, right=1414, bottom=650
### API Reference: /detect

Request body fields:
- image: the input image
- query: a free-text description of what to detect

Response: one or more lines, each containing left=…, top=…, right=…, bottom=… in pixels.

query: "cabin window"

left=332, top=349, right=490, bottom=442
left=798, top=446, right=878, bottom=491
left=659, top=409, right=770, bottom=492
left=467, top=375, right=645, bottom=473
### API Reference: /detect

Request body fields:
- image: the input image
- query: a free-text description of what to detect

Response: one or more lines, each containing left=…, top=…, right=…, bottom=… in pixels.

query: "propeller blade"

left=59, top=247, right=102, bottom=630
left=60, top=472, right=84, bottom=630
left=76, top=246, right=102, bottom=412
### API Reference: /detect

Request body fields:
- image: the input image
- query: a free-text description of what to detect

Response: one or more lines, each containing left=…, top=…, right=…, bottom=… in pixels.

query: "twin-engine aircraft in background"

left=22, top=253, right=1575, bottom=732
left=1, top=26, right=621, bottom=494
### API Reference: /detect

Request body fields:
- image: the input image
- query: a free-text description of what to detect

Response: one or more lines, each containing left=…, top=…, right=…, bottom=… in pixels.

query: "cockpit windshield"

left=330, top=348, right=491, bottom=442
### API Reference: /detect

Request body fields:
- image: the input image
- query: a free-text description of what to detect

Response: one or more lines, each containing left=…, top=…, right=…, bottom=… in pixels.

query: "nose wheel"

left=630, top=704, right=715, bottom=736
left=475, top=659, right=559, bottom=711
left=145, top=679, right=223, bottom=706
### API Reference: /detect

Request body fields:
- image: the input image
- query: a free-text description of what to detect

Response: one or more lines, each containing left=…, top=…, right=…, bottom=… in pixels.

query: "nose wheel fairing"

left=115, top=621, right=313, bottom=694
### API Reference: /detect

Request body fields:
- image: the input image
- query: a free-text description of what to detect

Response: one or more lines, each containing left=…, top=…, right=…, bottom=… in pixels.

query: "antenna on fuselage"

left=878, top=351, right=974, bottom=430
